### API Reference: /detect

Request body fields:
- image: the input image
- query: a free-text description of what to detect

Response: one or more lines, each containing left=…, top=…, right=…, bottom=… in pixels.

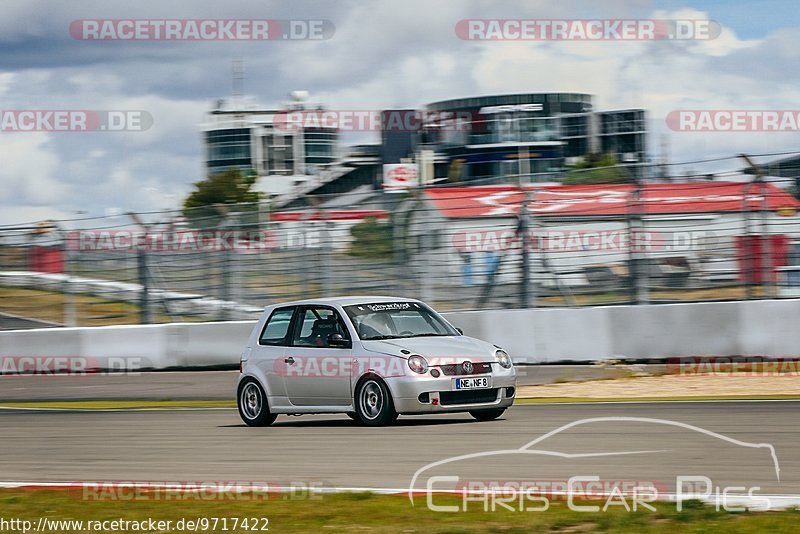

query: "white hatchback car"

left=237, top=296, right=516, bottom=426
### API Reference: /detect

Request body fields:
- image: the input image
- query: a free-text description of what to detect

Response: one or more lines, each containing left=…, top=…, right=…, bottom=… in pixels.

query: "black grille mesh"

left=439, top=362, right=492, bottom=376
left=439, top=388, right=499, bottom=406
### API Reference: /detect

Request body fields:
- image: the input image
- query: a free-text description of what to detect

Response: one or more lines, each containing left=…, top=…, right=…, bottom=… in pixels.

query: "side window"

left=292, top=307, right=349, bottom=348
left=259, top=307, right=295, bottom=346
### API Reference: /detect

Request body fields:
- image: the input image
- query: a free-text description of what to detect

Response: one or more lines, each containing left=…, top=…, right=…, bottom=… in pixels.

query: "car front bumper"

left=386, top=367, right=517, bottom=414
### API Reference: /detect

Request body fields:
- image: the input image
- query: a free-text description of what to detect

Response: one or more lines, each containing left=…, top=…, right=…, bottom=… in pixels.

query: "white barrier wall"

left=1, top=300, right=799, bottom=370
left=446, top=299, right=800, bottom=362
left=0, top=321, right=255, bottom=371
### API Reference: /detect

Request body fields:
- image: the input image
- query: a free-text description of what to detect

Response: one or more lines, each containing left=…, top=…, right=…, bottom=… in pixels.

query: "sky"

left=0, top=0, right=799, bottom=225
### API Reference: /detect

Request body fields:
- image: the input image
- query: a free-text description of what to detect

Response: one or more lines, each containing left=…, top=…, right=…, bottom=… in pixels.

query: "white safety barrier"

left=446, top=299, right=800, bottom=362
left=0, top=321, right=255, bottom=371
left=1, top=300, right=799, bottom=370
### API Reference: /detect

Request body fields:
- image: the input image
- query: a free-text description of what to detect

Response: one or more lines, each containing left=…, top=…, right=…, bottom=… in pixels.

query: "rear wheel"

left=355, top=377, right=397, bottom=426
left=237, top=378, right=277, bottom=427
left=469, top=408, right=506, bottom=421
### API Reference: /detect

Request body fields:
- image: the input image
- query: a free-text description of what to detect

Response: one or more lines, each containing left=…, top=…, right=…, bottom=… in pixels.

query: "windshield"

left=343, top=302, right=459, bottom=340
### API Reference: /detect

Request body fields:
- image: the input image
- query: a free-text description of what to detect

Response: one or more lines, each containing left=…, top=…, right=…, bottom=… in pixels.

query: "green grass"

left=0, top=286, right=202, bottom=326
left=0, top=489, right=798, bottom=533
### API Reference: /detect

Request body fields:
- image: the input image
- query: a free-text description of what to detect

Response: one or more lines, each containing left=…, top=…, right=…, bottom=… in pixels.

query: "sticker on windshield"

left=356, top=302, right=418, bottom=313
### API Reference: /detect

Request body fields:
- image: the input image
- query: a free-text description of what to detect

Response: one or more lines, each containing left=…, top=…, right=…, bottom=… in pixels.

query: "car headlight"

left=408, top=355, right=429, bottom=374
left=496, top=349, right=512, bottom=369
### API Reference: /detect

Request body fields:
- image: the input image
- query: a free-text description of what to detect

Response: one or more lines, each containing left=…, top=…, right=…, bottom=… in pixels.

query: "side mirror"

left=328, top=333, right=350, bottom=348
left=456, top=328, right=463, bottom=335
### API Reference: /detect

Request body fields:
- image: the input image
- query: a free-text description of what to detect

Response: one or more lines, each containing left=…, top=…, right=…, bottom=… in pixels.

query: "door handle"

left=284, top=357, right=295, bottom=364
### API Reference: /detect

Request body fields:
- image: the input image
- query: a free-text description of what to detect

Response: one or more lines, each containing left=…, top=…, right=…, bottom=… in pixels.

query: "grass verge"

left=0, top=286, right=207, bottom=327
left=0, top=489, right=798, bottom=533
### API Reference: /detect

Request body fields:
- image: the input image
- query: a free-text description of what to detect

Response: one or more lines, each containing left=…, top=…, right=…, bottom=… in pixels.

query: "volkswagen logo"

left=462, top=360, right=473, bottom=374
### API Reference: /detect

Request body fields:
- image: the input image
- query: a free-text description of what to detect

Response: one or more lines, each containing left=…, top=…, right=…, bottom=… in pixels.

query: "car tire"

left=346, top=412, right=360, bottom=422
left=354, top=377, right=398, bottom=427
left=469, top=408, right=506, bottom=421
left=237, top=378, right=277, bottom=427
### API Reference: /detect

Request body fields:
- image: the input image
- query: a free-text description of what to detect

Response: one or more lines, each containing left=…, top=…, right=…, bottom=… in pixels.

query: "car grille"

left=439, top=388, right=499, bottom=406
left=439, top=362, right=492, bottom=376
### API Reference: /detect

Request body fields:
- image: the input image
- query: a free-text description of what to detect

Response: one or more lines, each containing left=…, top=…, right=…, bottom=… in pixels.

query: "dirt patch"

left=518, top=373, right=800, bottom=399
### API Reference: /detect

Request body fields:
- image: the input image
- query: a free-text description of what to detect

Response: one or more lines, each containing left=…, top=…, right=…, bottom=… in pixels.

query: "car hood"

left=361, top=336, right=495, bottom=362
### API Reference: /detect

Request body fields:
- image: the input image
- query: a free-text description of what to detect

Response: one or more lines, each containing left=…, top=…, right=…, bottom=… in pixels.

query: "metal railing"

left=2, top=156, right=800, bottom=327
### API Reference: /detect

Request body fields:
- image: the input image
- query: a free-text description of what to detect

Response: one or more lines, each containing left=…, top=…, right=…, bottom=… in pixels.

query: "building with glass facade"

left=203, top=92, right=647, bottom=202
left=407, top=93, right=646, bottom=182
left=203, top=97, right=339, bottom=185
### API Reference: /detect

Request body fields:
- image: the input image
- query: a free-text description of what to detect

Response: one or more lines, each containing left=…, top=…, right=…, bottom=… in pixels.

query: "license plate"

left=453, top=377, right=491, bottom=390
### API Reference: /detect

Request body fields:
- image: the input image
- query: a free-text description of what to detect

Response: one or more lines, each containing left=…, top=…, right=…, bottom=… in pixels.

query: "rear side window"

left=259, top=307, right=295, bottom=346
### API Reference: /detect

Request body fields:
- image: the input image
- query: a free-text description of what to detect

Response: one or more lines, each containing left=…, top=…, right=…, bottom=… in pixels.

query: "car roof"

left=265, top=296, right=423, bottom=308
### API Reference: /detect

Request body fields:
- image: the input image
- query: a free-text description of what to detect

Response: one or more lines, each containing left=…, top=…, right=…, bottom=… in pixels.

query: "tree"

left=182, top=168, right=261, bottom=228
left=348, top=217, right=394, bottom=259
left=562, top=153, right=631, bottom=185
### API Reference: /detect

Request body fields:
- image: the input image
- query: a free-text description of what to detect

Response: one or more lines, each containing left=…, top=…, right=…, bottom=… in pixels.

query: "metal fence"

left=2, top=167, right=800, bottom=328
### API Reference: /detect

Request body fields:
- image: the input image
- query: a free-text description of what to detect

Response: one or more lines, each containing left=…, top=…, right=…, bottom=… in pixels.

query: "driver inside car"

left=306, top=317, right=343, bottom=347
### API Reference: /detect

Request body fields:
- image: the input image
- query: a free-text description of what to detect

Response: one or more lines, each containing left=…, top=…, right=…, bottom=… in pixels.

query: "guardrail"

left=4, top=176, right=800, bottom=324
left=1, top=299, right=799, bottom=371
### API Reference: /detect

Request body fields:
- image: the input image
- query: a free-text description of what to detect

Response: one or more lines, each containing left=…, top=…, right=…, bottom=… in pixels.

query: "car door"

left=283, top=305, right=353, bottom=407
left=252, top=306, right=297, bottom=406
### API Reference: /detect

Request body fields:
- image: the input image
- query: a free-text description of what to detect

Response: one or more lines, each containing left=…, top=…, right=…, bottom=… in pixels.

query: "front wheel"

left=469, top=408, right=506, bottom=421
left=355, top=377, right=397, bottom=426
left=237, top=378, right=277, bottom=427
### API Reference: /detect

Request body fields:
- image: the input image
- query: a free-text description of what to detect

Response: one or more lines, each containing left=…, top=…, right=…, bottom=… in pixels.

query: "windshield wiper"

left=400, top=333, right=449, bottom=338
left=362, top=335, right=400, bottom=340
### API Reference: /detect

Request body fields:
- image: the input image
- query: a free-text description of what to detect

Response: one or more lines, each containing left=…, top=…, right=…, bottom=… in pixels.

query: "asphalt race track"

left=0, top=365, right=666, bottom=401
left=0, top=401, right=797, bottom=498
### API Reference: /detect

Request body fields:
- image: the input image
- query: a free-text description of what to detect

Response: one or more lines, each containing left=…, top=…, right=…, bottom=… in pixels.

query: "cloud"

left=0, top=133, right=68, bottom=206
left=462, top=7, right=800, bottom=171
left=0, top=0, right=798, bottom=223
